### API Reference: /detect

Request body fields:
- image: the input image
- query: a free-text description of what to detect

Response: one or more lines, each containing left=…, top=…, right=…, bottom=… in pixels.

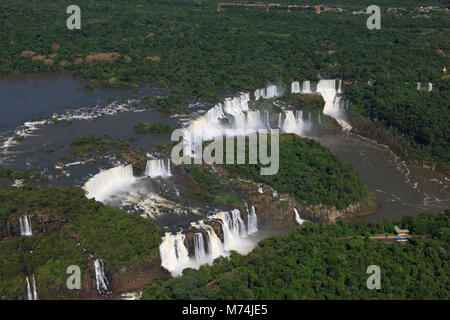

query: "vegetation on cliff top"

left=224, top=134, right=369, bottom=210
left=0, top=186, right=161, bottom=299
left=142, top=210, right=449, bottom=300
left=347, top=77, right=450, bottom=170
left=134, top=121, right=174, bottom=135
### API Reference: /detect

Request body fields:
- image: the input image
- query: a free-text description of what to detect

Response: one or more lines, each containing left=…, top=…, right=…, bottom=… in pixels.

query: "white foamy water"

left=83, top=164, right=137, bottom=202
left=94, top=259, right=111, bottom=295
left=280, top=110, right=310, bottom=136
left=26, top=275, right=38, bottom=300
left=145, top=159, right=172, bottom=178
left=254, top=84, right=284, bottom=100
left=291, top=81, right=301, bottom=94
left=315, top=79, right=352, bottom=130
left=159, top=208, right=259, bottom=276
left=19, top=214, right=33, bottom=237
left=294, top=208, right=306, bottom=225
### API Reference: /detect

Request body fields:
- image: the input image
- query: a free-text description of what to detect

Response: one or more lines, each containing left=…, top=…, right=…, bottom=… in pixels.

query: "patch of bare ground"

left=85, top=52, right=120, bottom=63
left=44, top=59, right=54, bottom=67
left=31, top=55, right=46, bottom=62
left=21, top=50, right=35, bottom=58
left=145, top=56, right=161, bottom=62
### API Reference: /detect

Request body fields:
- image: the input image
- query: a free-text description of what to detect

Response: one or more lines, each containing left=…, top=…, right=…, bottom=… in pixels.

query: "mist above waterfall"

left=280, top=110, right=311, bottom=136
left=159, top=207, right=259, bottom=276
left=83, top=164, right=137, bottom=202
left=145, top=159, right=172, bottom=178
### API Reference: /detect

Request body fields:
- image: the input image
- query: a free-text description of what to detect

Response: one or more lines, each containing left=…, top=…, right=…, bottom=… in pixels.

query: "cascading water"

left=26, top=275, right=38, bottom=300
left=294, top=208, right=306, bottom=225
left=19, top=215, right=32, bottom=237
left=302, top=80, right=312, bottom=94
left=94, top=259, right=111, bottom=295
left=159, top=232, right=192, bottom=276
left=159, top=209, right=259, bottom=276
left=145, top=159, right=172, bottom=178
left=281, top=110, right=309, bottom=136
left=337, top=79, right=343, bottom=94
left=254, top=84, right=283, bottom=100
left=291, top=81, right=301, bottom=94
left=223, top=93, right=250, bottom=115
left=194, top=233, right=207, bottom=263
left=315, top=79, right=352, bottom=131
left=83, top=164, right=136, bottom=202
left=183, top=92, right=271, bottom=156
left=248, top=206, right=258, bottom=235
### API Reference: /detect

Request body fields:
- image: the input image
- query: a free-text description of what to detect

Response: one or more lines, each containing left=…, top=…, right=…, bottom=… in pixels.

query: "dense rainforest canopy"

left=0, top=0, right=448, bottom=300
left=224, top=134, right=369, bottom=210
left=0, top=186, right=161, bottom=299
left=142, top=210, right=450, bottom=300
left=1, top=0, right=447, bottom=167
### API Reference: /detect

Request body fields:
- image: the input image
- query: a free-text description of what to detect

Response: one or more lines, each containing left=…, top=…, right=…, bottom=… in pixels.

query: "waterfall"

left=316, top=79, right=337, bottom=116
left=159, top=232, right=192, bottom=276
left=427, top=83, right=433, bottom=92
left=223, top=93, right=250, bottom=115
left=94, top=259, right=111, bottom=295
left=291, top=81, right=301, bottom=94
left=248, top=206, right=258, bottom=235
left=281, top=110, right=309, bottom=136
left=32, top=275, right=38, bottom=300
left=302, top=80, right=312, bottom=93
left=417, top=82, right=421, bottom=90
left=26, top=277, right=32, bottom=300
left=83, top=164, right=136, bottom=202
left=194, top=233, right=207, bottom=263
left=254, top=84, right=283, bottom=100
left=294, top=208, right=306, bottom=225
left=183, top=91, right=270, bottom=156
left=19, top=215, right=32, bottom=237
left=316, top=79, right=352, bottom=131
left=337, top=79, right=343, bottom=94
left=159, top=209, right=259, bottom=276
left=26, top=275, right=38, bottom=300
left=145, top=159, right=172, bottom=178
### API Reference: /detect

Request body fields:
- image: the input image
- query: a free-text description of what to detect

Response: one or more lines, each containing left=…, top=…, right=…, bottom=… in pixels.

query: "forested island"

left=0, top=0, right=448, bottom=301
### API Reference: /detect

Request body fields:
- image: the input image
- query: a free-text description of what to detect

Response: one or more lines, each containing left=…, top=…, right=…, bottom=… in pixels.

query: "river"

left=0, top=74, right=448, bottom=223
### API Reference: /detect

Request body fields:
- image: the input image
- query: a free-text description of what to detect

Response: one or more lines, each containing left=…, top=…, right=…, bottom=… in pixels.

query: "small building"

left=394, top=225, right=409, bottom=234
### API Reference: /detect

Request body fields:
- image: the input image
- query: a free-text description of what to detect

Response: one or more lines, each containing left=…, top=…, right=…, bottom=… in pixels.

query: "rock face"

left=238, top=181, right=378, bottom=228
left=109, top=255, right=166, bottom=294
